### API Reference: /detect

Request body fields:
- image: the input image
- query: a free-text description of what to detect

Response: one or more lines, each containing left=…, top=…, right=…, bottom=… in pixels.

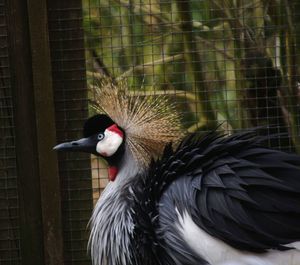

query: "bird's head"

left=54, top=78, right=182, bottom=182
left=54, top=114, right=125, bottom=181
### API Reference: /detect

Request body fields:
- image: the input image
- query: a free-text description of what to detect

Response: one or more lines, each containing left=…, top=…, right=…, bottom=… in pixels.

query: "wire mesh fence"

left=0, top=0, right=21, bottom=263
left=1, top=1, right=300, bottom=265
left=83, top=0, right=300, bottom=200
left=48, top=1, right=93, bottom=264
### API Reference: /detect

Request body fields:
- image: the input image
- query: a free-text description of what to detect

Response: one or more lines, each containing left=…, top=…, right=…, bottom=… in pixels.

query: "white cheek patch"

left=96, top=129, right=123, bottom=157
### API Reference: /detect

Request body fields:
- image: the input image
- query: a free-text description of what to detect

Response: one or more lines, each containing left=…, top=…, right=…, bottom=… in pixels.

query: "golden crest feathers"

left=90, top=78, right=183, bottom=166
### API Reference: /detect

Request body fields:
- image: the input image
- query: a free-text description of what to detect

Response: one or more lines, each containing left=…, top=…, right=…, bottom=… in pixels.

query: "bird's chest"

left=89, top=191, right=135, bottom=265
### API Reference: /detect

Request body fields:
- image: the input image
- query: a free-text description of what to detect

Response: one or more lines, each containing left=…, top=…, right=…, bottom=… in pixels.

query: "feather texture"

left=129, top=131, right=300, bottom=265
left=91, top=78, right=182, bottom=166
left=88, top=80, right=300, bottom=265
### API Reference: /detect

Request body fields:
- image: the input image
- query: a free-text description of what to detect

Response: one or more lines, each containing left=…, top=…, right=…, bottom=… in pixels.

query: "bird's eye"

left=97, top=133, right=104, bottom=141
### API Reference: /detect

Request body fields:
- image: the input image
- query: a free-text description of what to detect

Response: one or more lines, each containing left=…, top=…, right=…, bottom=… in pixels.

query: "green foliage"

left=82, top=0, right=300, bottom=151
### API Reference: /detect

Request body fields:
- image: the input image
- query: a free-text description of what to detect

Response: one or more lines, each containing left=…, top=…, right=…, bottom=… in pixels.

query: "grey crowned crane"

left=54, top=80, right=300, bottom=265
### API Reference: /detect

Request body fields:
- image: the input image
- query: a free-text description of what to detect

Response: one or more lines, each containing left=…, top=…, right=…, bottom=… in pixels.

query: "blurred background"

left=1, top=0, right=300, bottom=265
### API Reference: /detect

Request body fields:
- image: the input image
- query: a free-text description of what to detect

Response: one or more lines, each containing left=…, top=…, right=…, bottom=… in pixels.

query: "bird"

left=54, top=79, right=300, bottom=265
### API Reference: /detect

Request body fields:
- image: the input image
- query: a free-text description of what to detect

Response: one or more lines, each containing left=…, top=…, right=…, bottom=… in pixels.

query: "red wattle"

left=108, top=166, right=118, bottom=181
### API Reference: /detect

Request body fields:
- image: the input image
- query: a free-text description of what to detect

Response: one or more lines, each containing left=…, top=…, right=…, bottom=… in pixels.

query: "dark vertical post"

left=6, top=0, right=45, bottom=264
left=6, top=0, right=64, bottom=264
left=26, top=0, right=65, bottom=264
left=47, top=1, right=93, bottom=264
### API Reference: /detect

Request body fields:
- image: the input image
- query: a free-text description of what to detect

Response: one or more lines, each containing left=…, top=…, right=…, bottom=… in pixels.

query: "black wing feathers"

left=131, top=130, right=300, bottom=264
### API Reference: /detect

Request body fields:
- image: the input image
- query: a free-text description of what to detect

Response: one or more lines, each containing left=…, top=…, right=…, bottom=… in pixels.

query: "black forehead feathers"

left=83, top=114, right=115, bottom=137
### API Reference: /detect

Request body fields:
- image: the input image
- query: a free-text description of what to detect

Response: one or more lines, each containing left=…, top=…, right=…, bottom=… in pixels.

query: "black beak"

left=53, top=137, right=98, bottom=155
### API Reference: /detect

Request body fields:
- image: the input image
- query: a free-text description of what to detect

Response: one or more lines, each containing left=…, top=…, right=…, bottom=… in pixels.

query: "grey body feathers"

left=89, top=131, right=300, bottom=265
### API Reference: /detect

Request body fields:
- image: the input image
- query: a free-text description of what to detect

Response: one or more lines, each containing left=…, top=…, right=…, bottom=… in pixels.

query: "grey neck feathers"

left=88, top=147, right=142, bottom=265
